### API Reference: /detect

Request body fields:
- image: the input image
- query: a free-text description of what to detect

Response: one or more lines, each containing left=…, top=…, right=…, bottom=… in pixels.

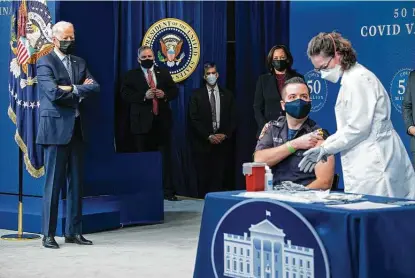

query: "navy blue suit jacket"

left=36, top=51, right=100, bottom=145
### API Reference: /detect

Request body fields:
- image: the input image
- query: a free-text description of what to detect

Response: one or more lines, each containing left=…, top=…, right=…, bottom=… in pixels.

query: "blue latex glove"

left=298, top=146, right=329, bottom=173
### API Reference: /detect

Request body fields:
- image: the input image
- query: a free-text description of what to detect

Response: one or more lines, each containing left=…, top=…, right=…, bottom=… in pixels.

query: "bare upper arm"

left=314, top=140, right=335, bottom=185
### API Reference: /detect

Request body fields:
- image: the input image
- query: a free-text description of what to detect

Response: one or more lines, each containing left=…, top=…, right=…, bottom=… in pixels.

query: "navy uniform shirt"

left=255, top=116, right=329, bottom=186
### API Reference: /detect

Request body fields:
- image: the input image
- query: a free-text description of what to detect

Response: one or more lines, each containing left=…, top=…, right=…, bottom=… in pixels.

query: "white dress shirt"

left=207, top=84, right=220, bottom=129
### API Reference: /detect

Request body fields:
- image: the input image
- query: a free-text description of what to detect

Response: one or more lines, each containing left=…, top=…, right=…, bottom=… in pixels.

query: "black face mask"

left=58, top=40, right=75, bottom=55
left=284, top=99, right=311, bottom=119
left=140, top=59, right=154, bottom=69
left=272, top=59, right=288, bottom=71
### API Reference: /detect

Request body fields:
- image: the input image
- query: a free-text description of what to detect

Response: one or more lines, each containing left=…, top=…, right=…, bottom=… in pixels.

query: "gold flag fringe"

left=8, top=105, right=44, bottom=178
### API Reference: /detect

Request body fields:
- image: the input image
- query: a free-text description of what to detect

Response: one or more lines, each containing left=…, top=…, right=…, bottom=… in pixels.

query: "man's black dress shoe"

left=42, top=236, right=59, bottom=249
left=165, top=195, right=179, bottom=201
left=64, top=235, right=93, bottom=245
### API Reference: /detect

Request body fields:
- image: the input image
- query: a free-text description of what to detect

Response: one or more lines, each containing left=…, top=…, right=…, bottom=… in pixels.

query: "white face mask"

left=206, top=75, right=217, bottom=86
left=320, top=64, right=343, bottom=83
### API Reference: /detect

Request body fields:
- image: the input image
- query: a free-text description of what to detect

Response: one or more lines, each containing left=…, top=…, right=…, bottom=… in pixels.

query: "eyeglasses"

left=315, top=57, right=333, bottom=72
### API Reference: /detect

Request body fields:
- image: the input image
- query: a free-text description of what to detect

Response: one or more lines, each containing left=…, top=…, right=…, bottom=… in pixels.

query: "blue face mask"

left=206, top=74, right=217, bottom=86
left=284, top=99, right=311, bottom=119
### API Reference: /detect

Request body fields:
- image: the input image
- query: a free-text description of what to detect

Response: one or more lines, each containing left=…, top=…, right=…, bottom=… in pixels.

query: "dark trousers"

left=133, top=116, right=175, bottom=196
left=42, top=118, right=84, bottom=236
left=193, top=144, right=228, bottom=199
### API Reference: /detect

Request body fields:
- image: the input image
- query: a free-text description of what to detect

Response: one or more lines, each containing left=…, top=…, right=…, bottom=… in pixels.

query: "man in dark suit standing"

left=188, top=62, right=236, bottom=198
left=36, top=21, right=100, bottom=248
left=403, top=70, right=415, bottom=168
left=121, top=46, right=179, bottom=201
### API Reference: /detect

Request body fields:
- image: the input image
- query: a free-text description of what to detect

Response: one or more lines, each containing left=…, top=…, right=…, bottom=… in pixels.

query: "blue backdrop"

left=289, top=1, right=415, bottom=188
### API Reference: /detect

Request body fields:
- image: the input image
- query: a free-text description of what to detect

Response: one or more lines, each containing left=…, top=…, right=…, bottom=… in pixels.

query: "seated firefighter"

left=254, top=77, right=335, bottom=189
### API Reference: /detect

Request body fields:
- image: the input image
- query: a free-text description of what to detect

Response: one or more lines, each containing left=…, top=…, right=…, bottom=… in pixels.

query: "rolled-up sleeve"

left=312, top=126, right=330, bottom=140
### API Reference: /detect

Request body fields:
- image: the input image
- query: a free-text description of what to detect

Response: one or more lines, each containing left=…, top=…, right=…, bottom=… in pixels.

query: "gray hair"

left=307, top=32, right=357, bottom=71
left=52, top=21, right=73, bottom=38
left=137, top=46, right=153, bottom=57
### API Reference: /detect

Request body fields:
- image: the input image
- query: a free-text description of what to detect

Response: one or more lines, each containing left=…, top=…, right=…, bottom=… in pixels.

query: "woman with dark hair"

left=253, top=45, right=304, bottom=137
left=299, top=31, right=415, bottom=199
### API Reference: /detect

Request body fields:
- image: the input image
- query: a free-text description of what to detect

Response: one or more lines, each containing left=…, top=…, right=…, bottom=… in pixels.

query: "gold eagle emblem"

left=157, top=34, right=185, bottom=67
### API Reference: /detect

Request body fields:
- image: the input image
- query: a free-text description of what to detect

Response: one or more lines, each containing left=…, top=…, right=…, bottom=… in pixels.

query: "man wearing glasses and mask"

left=121, top=46, right=179, bottom=201
left=188, top=62, right=236, bottom=198
left=254, top=77, right=335, bottom=189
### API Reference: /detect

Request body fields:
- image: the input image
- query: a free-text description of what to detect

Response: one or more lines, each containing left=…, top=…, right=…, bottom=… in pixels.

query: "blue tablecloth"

left=193, top=191, right=415, bottom=278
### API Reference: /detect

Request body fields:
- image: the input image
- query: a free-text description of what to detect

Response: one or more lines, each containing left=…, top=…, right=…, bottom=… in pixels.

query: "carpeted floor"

left=0, top=199, right=204, bottom=278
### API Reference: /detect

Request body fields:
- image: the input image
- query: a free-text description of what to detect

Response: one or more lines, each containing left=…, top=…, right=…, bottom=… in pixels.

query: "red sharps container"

left=243, top=162, right=266, bottom=191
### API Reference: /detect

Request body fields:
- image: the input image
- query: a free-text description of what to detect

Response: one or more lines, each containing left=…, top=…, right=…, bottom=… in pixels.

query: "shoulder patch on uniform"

left=259, top=122, right=271, bottom=139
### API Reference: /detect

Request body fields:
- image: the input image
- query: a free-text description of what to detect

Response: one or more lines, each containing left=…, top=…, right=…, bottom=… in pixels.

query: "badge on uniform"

left=273, top=137, right=283, bottom=143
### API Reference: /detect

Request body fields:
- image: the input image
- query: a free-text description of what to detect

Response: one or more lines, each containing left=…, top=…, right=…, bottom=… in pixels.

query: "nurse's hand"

left=298, top=146, right=329, bottom=173
left=291, top=132, right=323, bottom=150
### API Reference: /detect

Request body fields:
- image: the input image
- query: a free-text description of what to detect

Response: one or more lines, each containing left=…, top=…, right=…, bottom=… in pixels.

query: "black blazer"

left=188, top=85, right=236, bottom=152
left=120, top=66, right=178, bottom=134
left=253, top=71, right=303, bottom=137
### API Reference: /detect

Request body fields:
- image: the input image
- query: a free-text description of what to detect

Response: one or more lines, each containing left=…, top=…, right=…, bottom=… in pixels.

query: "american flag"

left=17, top=38, right=30, bottom=65
left=8, top=0, right=53, bottom=178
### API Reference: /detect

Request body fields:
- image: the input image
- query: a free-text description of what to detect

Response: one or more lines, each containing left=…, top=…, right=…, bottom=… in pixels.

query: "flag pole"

left=1, top=149, right=40, bottom=241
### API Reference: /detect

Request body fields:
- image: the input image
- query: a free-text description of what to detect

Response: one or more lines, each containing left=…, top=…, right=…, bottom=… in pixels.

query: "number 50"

left=394, top=8, right=407, bottom=18
left=307, top=79, right=321, bottom=94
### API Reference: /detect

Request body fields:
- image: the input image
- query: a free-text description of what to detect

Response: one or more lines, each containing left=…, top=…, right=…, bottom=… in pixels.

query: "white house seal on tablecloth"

left=211, top=199, right=330, bottom=278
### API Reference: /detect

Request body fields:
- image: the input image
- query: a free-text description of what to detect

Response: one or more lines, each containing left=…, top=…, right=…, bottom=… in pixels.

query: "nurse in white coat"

left=299, top=32, right=415, bottom=199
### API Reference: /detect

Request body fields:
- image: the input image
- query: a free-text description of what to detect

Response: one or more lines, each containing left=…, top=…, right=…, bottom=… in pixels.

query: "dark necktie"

left=147, top=69, right=158, bottom=115
left=63, top=56, right=73, bottom=82
left=63, top=56, right=79, bottom=116
left=209, top=88, right=217, bottom=132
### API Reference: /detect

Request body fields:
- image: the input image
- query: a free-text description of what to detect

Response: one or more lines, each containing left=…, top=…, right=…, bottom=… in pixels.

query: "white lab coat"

left=322, top=63, right=415, bottom=199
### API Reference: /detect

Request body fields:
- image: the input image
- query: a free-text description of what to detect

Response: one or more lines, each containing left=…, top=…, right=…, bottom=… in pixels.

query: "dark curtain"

left=234, top=1, right=290, bottom=188
left=113, top=1, right=228, bottom=197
